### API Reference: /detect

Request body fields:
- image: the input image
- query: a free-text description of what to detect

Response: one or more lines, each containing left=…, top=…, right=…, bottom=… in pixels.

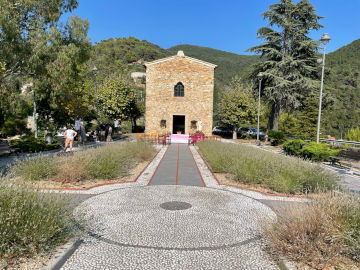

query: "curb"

left=41, top=238, right=83, bottom=270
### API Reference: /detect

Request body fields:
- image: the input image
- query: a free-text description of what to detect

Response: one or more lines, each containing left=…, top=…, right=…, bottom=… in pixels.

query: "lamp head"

left=257, top=72, right=264, bottom=80
left=92, top=66, right=98, bottom=73
left=320, top=33, right=331, bottom=45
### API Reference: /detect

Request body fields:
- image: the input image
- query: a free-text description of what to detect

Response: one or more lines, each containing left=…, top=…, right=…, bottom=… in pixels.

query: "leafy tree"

left=127, top=87, right=145, bottom=131
left=125, top=50, right=137, bottom=63
left=217, top=77, right=257, bottom=139
left=0, top=1, right=94, bottom=133
left=98, top=77, right=137, bottom=122
left=29, top=16, right=92, bottom=130
left=345, top=127, right=360, bottom=142
left=0, top=0, right=78, bottom=82
left=0, top=79, right=32, bottom=130
left=248, top=0, right=322, bottom=131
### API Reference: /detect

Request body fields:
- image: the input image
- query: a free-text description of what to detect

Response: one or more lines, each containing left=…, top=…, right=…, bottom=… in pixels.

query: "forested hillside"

left=90, top=37, right=170, bottom=79
left=322, top=39, right=360, bottom=137
left=168, top=44, right=259, bottom=87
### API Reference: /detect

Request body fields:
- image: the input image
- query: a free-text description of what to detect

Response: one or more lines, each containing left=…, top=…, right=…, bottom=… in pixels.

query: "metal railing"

left=320, top=138, right=360, bottom=148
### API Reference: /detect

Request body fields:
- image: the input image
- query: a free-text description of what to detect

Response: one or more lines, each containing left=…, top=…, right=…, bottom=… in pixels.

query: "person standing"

left=63, top=125, right=77, bottom=152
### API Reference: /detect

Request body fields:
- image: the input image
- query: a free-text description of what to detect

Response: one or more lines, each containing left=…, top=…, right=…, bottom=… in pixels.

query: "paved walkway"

left=46, top=144, right=305, bottom=270
left=149, top=144, right=204, bottom=186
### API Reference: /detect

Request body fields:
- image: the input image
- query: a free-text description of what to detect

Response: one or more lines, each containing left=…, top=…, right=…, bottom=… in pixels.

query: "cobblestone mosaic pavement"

left=61, top=185, right=278, bottom=270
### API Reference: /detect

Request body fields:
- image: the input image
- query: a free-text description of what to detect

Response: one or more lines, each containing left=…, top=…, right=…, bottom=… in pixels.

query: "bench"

left=329, top=156, right=343, bottom=167
left=329, top=150, right=360, bottom=169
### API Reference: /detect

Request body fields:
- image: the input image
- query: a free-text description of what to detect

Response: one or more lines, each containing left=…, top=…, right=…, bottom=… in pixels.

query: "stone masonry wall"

left=145, top=56, right=215, bottom=135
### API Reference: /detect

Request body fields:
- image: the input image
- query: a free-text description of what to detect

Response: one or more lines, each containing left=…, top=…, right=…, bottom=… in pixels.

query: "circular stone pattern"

left=75, top=185, right=276, bottom=250
left=160, top=201, right=192, bottom=211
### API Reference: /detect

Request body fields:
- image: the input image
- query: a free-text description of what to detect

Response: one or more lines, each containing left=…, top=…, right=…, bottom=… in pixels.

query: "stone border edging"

left=41, top=238, right=83, bottom=270
left=188, top=145, right=207, bottom=187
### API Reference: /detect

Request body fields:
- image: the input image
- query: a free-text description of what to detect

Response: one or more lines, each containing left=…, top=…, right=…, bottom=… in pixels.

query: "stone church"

left=144, top=51, right=217, bottom=136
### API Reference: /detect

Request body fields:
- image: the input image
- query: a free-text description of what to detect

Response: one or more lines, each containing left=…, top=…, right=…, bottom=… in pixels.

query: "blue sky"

left=63, top=0, right=360, bottom=54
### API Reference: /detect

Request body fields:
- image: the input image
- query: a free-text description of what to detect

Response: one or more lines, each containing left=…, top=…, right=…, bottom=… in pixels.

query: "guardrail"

left=320, top=138, right=360, bottom=147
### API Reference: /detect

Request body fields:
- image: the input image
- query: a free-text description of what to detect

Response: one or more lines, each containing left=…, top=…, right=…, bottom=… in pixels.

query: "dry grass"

left=264, top=192, right=360, bottom=269
left=198, top=140, right=338, bottom=194
left=10, top=141, right=156, bottom=184
left=52, top=156, right=88, bottom=183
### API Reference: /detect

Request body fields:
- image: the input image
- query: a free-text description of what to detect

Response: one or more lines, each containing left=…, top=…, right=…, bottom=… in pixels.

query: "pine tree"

left=298, top=94, right=318, bottom=138
left=248, top=0, right=322, bottom=130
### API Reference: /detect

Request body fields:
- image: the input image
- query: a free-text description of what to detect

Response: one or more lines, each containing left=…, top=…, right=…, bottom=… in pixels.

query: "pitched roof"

left=144, top=51, right=217, bottom=68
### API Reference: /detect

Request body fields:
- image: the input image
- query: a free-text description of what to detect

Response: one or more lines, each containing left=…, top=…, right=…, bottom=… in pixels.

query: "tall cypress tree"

left=248, top=0, right=322, bottom=130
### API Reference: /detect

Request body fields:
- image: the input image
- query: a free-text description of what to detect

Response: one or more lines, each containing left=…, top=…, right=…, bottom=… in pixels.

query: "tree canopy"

left=248, top=0, right=322, bottom=131
left=0, top=0, right=93, bottom=132
left=217, top=77, right=257, bottom=139
left=98, top=77, right=137, bottom=123
left=0, top=0, right=79, bottom=81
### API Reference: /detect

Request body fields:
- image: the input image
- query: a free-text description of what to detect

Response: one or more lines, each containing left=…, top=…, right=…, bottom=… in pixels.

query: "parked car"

left=237, top=127, right=265, bottom=139
left=212, top=126, right=233, bottom=137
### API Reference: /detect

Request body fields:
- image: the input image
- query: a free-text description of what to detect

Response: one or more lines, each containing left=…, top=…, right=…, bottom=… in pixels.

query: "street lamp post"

left=257, top=72, right=264, bottom=146
left=316, top=33, right=331, bottom=144
left=92, top=66, right=99, bottom=126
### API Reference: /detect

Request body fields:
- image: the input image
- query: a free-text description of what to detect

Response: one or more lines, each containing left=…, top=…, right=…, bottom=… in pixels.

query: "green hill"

left=90, top=37, right=170, bottom=79
left=322, top=39, right=360, bottom=137
left=168, top=44, right=259, bottom=87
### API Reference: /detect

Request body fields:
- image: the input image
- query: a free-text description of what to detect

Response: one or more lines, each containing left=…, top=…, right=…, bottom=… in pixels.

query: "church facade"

left=144, top=51, right=216, bottom=135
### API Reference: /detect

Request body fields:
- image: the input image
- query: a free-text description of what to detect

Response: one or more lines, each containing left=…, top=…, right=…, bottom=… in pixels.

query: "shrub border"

left=194, top=145, right=307, bottom=198
left=40, top=147, right=162, bottom=191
